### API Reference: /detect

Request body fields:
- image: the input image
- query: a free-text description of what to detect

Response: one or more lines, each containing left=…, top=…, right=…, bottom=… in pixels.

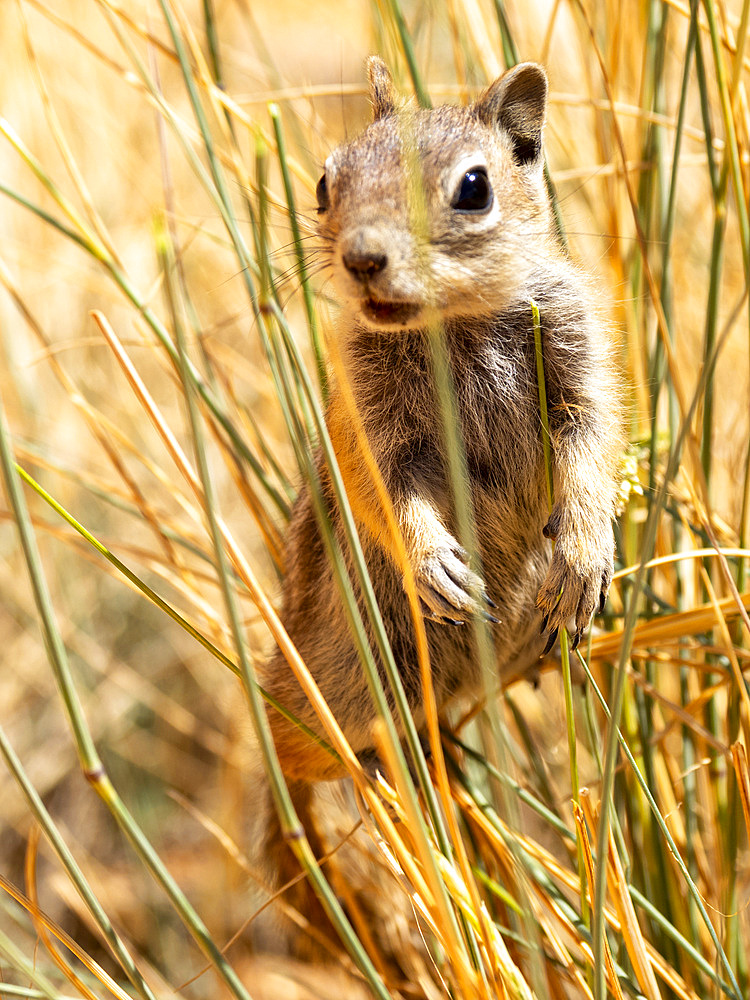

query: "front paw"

left=413, top=538, right=498, bottom=626
left=536, top=522, right=613, bottom=653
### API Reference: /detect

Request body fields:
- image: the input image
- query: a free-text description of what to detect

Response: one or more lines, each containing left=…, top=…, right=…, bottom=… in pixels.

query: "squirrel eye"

left=316, top=173, right=329, bottom=214
left=452, top=168, right=493, bottom=213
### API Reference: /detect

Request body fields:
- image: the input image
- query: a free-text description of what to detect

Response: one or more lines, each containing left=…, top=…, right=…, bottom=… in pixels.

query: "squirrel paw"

left=536, top=529, right=613, bottom=653
left=413, top=540, right=498, bottom=625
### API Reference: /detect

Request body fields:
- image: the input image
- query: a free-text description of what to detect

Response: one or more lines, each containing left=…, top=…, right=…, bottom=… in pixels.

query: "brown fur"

left=261, top=59, right=624, bottom=784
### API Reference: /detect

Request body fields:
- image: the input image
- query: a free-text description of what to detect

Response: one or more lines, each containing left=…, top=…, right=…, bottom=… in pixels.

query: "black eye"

left=316, top=173, right=329, bottom=214
left=452, top=168, right=493, bottom=213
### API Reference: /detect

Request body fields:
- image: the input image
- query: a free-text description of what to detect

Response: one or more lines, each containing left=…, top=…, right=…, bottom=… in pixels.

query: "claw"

left=541, top=627, right=559, bottom=656
left=422, top=603, right=465, bottom=626
left=415, top=537, right=498, bottom=626
left=571, top=630, right=582, bottom=652
left=540, top=612, right=549, bottom=635
left=432, top=614, right=465, bottom=626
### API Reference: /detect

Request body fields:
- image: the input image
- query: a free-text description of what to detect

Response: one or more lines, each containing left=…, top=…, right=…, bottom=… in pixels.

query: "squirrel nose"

left=341, top=228, right=388, bottom=280
left=343, top=250, right=387, bottom=278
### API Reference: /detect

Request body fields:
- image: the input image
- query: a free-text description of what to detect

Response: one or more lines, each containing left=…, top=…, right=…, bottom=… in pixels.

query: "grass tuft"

left=0, top=2, right=748, bottom=999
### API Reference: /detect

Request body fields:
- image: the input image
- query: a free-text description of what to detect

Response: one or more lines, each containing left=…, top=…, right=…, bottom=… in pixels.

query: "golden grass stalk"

left=1, top=1, right=749, bottom=998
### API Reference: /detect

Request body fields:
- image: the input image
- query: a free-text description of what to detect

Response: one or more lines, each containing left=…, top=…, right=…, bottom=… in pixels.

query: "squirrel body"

left=261, top=59, right=624, bottom=782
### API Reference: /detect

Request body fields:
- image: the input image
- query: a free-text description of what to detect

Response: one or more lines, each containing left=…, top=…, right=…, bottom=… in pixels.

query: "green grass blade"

left=165, top=219, right=394, bottom=1000
left=582, top=653, right=742, bottom=1000
left=0, top=391, right=254, bottom=1000
left=0, top=927, right=63, bottom=1000
left=268, top=104, right=327, bottom=399
left=532, top=298, right=585, bottom=932
left=0, top=724, right=157, bottom=1000
left=382, top=0, right=431, bottom=107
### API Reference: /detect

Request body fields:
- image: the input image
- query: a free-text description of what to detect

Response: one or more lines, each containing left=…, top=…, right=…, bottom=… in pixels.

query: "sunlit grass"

left=0, top=1, right=748, bottom=999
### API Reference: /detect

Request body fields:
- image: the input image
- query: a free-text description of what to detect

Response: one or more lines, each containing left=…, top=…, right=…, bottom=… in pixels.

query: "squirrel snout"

left=343, top=249, right=387, bottom=279
left=341, top=228, right=389, bottom=281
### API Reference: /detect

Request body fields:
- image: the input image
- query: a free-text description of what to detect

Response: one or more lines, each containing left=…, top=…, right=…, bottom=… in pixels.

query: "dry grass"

left=0, top=1, right=749, bottom=999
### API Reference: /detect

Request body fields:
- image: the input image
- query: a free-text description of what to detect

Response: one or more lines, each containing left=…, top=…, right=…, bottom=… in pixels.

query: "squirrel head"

left=316, top=59, right=556, bottom=332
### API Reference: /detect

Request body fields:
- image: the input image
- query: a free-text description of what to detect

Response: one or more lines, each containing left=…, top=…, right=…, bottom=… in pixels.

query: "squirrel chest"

left=345, top=319, right=543, bottom=499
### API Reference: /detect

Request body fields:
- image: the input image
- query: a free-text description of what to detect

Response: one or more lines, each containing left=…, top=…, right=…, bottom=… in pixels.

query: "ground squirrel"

left=260, top=58, right=623, bottom=784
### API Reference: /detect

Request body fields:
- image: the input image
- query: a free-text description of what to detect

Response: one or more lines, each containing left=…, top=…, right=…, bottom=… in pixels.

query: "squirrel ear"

left=475, top=63, right=547, bottom=165
left=367, top=56, right=396, bottom=120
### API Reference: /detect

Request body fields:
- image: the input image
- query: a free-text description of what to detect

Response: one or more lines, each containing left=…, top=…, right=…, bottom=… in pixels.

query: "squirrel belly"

left=260, top=59, right=624, bottom=783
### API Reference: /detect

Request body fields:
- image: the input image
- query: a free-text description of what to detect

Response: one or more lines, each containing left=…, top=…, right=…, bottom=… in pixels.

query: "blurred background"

left=1, top=1, right=749, bottom=999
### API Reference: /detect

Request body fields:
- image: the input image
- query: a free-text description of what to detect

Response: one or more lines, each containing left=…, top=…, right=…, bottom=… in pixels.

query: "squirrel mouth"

left=361, top=296, right=420, bottom=326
